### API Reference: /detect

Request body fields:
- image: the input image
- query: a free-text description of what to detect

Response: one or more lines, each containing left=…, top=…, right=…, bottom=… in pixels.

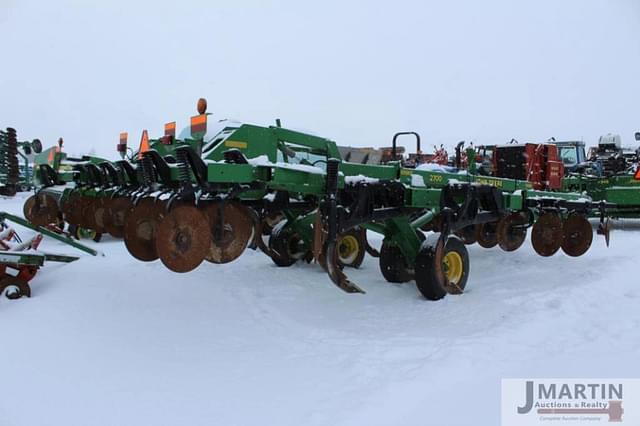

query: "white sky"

left=1, top=0, right=639, bottom=157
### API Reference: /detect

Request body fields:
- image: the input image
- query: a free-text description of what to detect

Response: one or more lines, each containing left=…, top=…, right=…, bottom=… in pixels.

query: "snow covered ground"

left=1, top=193, right=639, bottom=426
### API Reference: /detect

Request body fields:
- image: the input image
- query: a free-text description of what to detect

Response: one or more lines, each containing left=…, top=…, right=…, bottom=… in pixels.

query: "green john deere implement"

left=94, top=99, right=617, bottom=299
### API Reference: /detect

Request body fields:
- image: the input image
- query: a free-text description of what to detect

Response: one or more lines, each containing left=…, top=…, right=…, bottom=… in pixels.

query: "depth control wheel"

left=415, top=234, right=469, bottom=301
left=379, top=231, right=425, bottom=283
left=336, top=228, right=366, bottom=268
left=268, top=223, right=309, bottom=267
left=379, top=240, right=413, bottom=283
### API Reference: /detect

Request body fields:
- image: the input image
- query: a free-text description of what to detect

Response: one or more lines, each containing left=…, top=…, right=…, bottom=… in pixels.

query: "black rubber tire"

left=379, top=231, right=425, bottom=283
left=415, top=235, right=470, bottom=301
left=379, top=240, right=413, bottom=283
left=268, top=223, right=308, bottom=267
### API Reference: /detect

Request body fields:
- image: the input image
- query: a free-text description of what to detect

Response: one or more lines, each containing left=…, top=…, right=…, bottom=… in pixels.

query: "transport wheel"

left=531, top=212, right=563, bottom=257
left=379, top=232, right=425, bottom=283
left=124, top=198, right=165, bottom=261
left=496, top=212, right=528, bottom=252
left=415, top=234, right=469, bottom=301
left=336, top=228, right=366, bottom=268
left=155, top=204, right=211, bottom=273
left=268, top=222, right=308, bottom=267
left=379, top=240, right=413, bottom=283
left=0, top=276, right=31, bottom=299
left=561, top=213, right=592, bottom=257
left=204, top=201, right=254, bottom=264
left=475, top=221, right=498, bottom=248
left=455, top=225, right=477, bottom=245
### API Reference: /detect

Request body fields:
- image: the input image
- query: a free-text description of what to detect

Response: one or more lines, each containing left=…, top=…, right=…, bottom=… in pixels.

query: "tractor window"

left=559, top=147, right=578, bottom=166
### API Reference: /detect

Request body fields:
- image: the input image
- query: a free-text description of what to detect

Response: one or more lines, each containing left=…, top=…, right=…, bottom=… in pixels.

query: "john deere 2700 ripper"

left=22, top=99, right=621, bottom=300
left=88, top=99, right=615, bottom=299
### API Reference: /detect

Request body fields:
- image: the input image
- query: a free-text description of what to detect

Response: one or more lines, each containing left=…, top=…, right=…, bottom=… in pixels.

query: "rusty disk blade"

left=81, top=197, right=98, bottom=230
left=74, top=196, right=89, bottom=228
left=475, top=221, right=498, bottom=248
left=155, top=204, right=211, bottom=273
left=23, top=195, right=36, bottom=223
left=24, top=193, right=61, bottom=227
left=104, top=197, right=132, bottom=238
left=124, top=198, right=166, bottom=262
left=455, top=225, right=477, bottom=245
left=204, top=201, right=253, bottom=264
left=561, top=213, right=593, bottom=257
left=62, top=191, right=81, bottom=225
left=92, top=198, right=109, bottom=233
left=496, top=213, right=528, bottom=252
left=531, top=212, right=563, bottom=257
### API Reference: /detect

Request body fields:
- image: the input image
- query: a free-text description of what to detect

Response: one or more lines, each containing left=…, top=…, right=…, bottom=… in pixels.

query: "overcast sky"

left=1, top=0, right=639, bottom=157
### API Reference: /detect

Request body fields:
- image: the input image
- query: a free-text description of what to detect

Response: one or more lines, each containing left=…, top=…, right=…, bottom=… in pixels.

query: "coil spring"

left=326, top=159, right=340, bottom=194
left=176, top=149, right=192, bottom=183
left=141, top=153, right=157, bottom=185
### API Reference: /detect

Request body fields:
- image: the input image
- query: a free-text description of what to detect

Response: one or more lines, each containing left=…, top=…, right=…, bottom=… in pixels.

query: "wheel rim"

left=78, top=227, right=97, bottom=240
left=443, top=251, right=463, bottom=284
left=337, top=234, right=360, bottom=264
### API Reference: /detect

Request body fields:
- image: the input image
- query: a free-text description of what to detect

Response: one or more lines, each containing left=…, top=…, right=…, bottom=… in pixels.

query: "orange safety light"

left=117, top=132, right=128, bottom=155
left=197, top=98, right=207, bottom=115
left=137, top=130, right=150, bottom=160
left=190, top=114, right=207, bottom=138
left=635, top=167, right=640, bottom=180
left=164, top=121, right=176, bottom=137
left=162, top=122, right=176, bottom=145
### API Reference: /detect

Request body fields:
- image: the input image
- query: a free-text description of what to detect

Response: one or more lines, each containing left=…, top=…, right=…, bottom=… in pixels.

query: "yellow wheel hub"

left=79, top=227, right=97, bottom=240
left=443, top=251, right=463, bottom=284
left=338, top=235, right=360, bottom=264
